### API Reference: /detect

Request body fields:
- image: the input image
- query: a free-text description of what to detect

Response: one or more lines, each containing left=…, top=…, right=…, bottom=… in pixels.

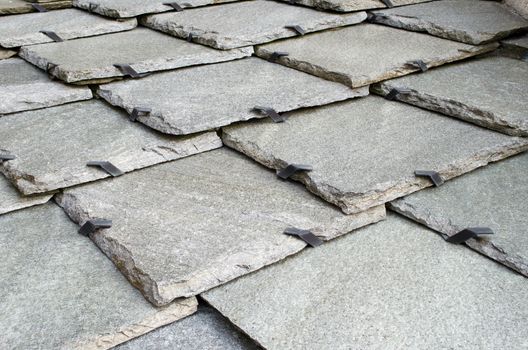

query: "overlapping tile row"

left=0, top=0, right=71, bottom=15
left=2, top=0, right=528, bottom=348
left=277, top=0, right=431, bottom=13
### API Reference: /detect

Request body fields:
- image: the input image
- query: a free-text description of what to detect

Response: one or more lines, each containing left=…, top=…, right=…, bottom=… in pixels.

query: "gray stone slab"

left=0, top=100, right=222, bottom=195
left=0, top=58, right=92, bottom=115
left=222, top=96, right=528, bottom=214
left=255, top=24, right=498, bottom=88
left=73, top=0, right=239, bottom=18
left=278, top=0, right=431, bottom=13
left=0, top=0, right=71, bottom=15
left=19, top=28, right=253, bottom=84
left=142, top=0, right=366, bottom=50
left=55, top=148, right=386, bottom=306
left=115, top=305, right=259, bottom=350
left=372, top=56, right=528, bottom=137
left=0, top=8, right=136, bottom=48
left=389, top=152, right=528, bottom=277
left=371, top=0, right=528, bottom=45
left=505, top=0, right=528, bottom=20
left=0, top=202, right=197, bottom=350
left=203, top=214, right=528, bottom=350
left=0, top=174, right=51, bottom=215
left=97, top=57, right=366, bottom=135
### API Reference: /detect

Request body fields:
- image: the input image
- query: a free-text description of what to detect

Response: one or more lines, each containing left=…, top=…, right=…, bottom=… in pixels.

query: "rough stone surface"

left=222, top=96, right=528, bottom=214
left=141, top=0, right=367, bottom=50
left=0, top=174, right=52, bottom=215
left=203, top=214, right=528, bottom=350
left=277, top=0, right=431, bottom=13
left=115, top=305, right=259, bottom=350
left=0, top=8, right=136, bottom=48
left=0, top=202, right=197, bottom=350
left=504, top=0, right=528, bottom=20
left=0, top=58, right=92, bottom=115
left=371, top=0, right=528, bottom=45
left=0, top=47, right=16, bottom=60
left=55, top=148, right=386, bottom=306
left=97, top=57, right=366, bottom=135
left=255, top=24, right=498, bottom=88
left=73, top=0, right=239, bottom=18
left=0, top=100, right=222, bottom=195
left=389, top=151, right=528, bottom=277
left=0, top=0, right=71, bottom=15
left=20, top=28, right=253, bottom=84
left=372, top=56, right=528, bottom=137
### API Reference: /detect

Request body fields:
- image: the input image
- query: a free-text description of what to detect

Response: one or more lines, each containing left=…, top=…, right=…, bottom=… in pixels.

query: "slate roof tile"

left=0, top=174, right=52, bottom=215
left=279, top=0, right=431, bottom=13
left=0, top=0, right=72, bottom=15
left=255, top=24, right=498, bottom=88
left=372, top=55, right=528, bottom=136
left=19, top=27, right=253, bottom=84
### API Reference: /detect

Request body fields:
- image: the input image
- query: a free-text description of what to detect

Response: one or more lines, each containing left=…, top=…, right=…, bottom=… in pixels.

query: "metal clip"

left=415, top=170, right=444, bottom=187
left=79, top=219, right=113, bottom=236
left=406, top=60, right=428, bottom=72
left=284, top=227, right=322, bottom=247
left=163, top=2, right=184, bottom=11
left=31, top=3, right=47, bottom=12
left=130, top=107, right=152, bottom=122
left=385, top=87, right=411, bottom=101
left=446, top=227, right=494, bottom=244
left=252, top=106, right=285, bottom=123
left=0, top=154, right=16, bottom=162
left=380, top=0, right=394, bottom=8
left=113, top=63, right=142, bottom=78
left=285, top=25, right=306, bottom=36
left=277, top=164, right=313, bottom=179
left=270, top=51, right=289, bottom=61
left=88, top=3, right=98, bottom=12
left=40, top=31, right=63, bottom=42
left=87, top=161, right=124, bottom=177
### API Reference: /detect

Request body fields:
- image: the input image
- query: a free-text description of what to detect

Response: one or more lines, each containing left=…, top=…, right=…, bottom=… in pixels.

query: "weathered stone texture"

left=0, top=175, right=52, bottom=215
left=371, top=0, right=528, bottom=45
left=372, top=56, right=528, bottom=136
left=97, top=57, right=366, bottom=135
left=0, top=58, right=92, bottom=115
left=0, top=0, right=71, bottom=15
left=56, top=148, right=385, bottom=306
left=222, top=96, right=528, bottom=214
left=277, top=0, right=431, bottom=13
left=73, top=0, right=238, bottom=18
left=504, top=0, right=528, bottom=20
left=390, top=151, right=528, bottom=277
left=0, top=100, right=222, bottom=195
left=142, top=0, right=367, bottom=49
left=115, top=305, right=259, bottom=350
left=0, top=203, right=197, bottom=350
left=255, top=24, right=498, bottom=88
left=20, top=28, right=253, bottom=83
left=203, top=214, right=528, bottom=350
left=0, top=8, right=136, bottom=48
left=0, top=47, right=16, bottom=60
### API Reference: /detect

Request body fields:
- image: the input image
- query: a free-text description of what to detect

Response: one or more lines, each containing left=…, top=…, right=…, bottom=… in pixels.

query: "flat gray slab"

left=371, top=0, right=528, bottom=45
left=0, top=174, right=51, bottom=215
left=390, top=152, right=528, bottom=277
left=222, top=96, right=528, bottom=214
left=55, top=148, right=386, bottom=306
left=277, top=0, right=431, bottom=13
left=505, top=0, right=528, bottom=19
left=20, top=28, right=253, bottom=84
left=73, top=0, right=239, bottom=18
left=0, top=203, right=197, bottom=350
left=97, top=57, right=365, bottom=135
left=255, top=24, right=497, bottom=88
left=0, top=58, right=92, bottom=115
left=0, top=8, right=136, bottom=48
left=203, top=214, right=528, bottom=350
left=0, top=100, right=221, bottom=195
left=372, top=56, right=528, bottom=137
left=142, top=0, right=366, bottom=50
left=0, top=0, right=71, bottom=15
left=115, top=305, right=259, bottom=350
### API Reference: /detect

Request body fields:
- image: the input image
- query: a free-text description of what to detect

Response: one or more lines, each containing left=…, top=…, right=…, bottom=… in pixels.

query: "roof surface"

left=1, top=0, right=527, bottom=349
